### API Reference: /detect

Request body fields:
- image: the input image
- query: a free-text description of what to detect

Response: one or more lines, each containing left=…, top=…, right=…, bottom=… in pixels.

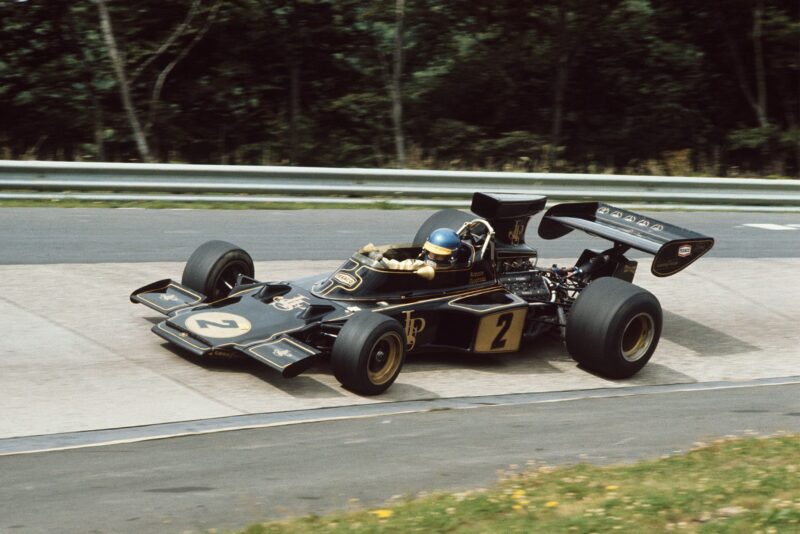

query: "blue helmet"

left=423, top=228, right=460, bottom=264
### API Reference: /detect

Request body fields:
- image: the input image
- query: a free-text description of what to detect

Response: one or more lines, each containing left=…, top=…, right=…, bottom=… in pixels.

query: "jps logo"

left=272, top=348, right=291, bottom=358
left=508, top=219, right=525, bottom=245
left=402, top=310, right=426, bottom=351
left=271, top=294, right=310, bottom=311
left=159, top=293, right=179, bottom=302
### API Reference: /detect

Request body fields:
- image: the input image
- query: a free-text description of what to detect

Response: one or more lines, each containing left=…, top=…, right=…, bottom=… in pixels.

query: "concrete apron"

left=0, top=259, right=797, bottom=439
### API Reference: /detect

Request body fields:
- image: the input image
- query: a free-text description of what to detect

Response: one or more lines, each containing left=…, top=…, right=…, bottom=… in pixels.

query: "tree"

left=390, top=0, right=406, bottom=166
left=0, top=0, right=797, bottom=175
left=94, top=0, right=152, bottom=161
left=91, top=0, right=221, bottom=162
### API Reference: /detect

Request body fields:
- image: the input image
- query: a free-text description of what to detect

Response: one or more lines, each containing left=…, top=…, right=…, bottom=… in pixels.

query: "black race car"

left=131, top=193, right=714, bottom=395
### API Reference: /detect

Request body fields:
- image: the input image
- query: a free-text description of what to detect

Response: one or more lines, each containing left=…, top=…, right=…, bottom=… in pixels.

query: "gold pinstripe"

left=155, top=322, right=207, bottom=351
left=247, top=338, right=317, bottom=369
left=136, top=282, right=204, bottom=313
left=448, top=289, right=524, bottom=313
left=369, top=285, right=503, bottom=312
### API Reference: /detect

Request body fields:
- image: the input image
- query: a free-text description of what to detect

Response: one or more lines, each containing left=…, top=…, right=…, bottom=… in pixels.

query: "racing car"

left=131, top=192, right=714, bottom=395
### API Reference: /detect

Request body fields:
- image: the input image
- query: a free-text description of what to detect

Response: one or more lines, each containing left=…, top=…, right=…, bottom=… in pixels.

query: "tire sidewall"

left=203, top=250, right=252, bottom=298
left=566, top=277, right=662, bottom=379
left=599, top=292, right=662, bottom=377
left=332, top=313, right=406, bottom=395
left=182, top=240, right=254, bottom=299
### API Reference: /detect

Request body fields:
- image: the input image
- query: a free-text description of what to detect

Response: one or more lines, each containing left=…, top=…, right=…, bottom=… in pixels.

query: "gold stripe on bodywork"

left=249, top=337, right=316, bottom=355
left=372, top=285, right=503, bottom=312
left=155, top=322, right=207, bottom=351
left=204, top=285, right=260, bottom=306
left=246, top=338, right=316, bottom=369
left=448, top=289, right=524, bottom=313
left=218, top=325, right=307, bottom=351
left=315, top=243, right=479, bottom=298
left=317, top=264, right=367, bottom=296
left=358, top=262, right=472, bottom=274
left=139, top=282, right=204, bottom=313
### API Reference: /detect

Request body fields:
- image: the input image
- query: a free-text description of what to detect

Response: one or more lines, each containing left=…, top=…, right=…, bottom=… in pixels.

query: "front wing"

left=134, top=280, right=323, bottom=377
left=153, top=320, right=320, bottom=378
left=130, top=279, right=205, bottom=315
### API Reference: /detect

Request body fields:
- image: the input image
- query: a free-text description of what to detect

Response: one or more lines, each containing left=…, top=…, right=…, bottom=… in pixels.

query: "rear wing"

left=538, top=202, right=714, bottom=277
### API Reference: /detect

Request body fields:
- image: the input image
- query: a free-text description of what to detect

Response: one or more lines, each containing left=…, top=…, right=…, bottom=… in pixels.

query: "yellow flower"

left=370, top=509, right=394, bottom=519
left=606, top=485, right=619, bottom=491
left=512, top=504, right=524, bottom=511
left=512, top=489, right=527, bottom=499
left=545, top=501, right=559, bottom=508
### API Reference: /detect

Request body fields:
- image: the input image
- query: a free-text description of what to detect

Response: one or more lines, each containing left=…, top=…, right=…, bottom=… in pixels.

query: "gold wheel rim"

left=621, top=313, right=655, bottom=363
left=367, top=332, right=403, bottom=385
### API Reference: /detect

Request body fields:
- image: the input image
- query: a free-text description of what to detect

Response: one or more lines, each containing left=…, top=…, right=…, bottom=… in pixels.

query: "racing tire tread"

left=181, top=240, right=254, bottom=299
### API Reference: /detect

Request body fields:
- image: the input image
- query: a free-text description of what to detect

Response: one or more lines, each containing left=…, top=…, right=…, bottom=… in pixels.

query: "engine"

left=497, top=252, right=551, bottom=302
left=470, top=192, right=553, bottom=302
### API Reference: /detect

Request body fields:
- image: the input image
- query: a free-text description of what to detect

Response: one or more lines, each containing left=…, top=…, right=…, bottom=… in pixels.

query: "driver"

left=422, top=228, right=461, bottom=270
left=358, top=227, right=462, bottom=275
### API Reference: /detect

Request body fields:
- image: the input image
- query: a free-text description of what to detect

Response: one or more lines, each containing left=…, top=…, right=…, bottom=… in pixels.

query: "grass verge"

left=240, top=435, right=800, bottom=533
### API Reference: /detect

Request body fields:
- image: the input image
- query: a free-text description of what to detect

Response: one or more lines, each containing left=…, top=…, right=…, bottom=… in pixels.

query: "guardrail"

left=1, top=160, right=798, bottom=210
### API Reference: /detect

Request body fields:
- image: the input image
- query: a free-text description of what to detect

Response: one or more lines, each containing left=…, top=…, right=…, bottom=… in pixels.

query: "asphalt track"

left=1, top=207, right=799, bottom=533
left=2, top=256, right=799, bottom=441
left=1, top=381, right=798, bottom=533
left=2, top=207, right=800, bottom=263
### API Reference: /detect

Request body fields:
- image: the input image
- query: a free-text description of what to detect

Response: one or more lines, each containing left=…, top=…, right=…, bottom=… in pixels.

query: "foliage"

left=0, top=0, right=798, bottom=175
left=240, top=435, right=800, bottom=533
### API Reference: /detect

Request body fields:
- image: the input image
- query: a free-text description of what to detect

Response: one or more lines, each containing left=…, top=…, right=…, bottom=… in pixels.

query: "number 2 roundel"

left=185, top=312, right=252, bottom=338
left=474, top=309, right=526, bottom=353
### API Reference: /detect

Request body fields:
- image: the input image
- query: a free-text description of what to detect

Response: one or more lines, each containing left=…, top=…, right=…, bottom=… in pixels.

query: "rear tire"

left=332, top=312, right=406, bottom=395
left=413, top=209, right=475, bottom=246
left=182, top=240, right=254, bottom=300
left=566, top=277, right=662, bottom=379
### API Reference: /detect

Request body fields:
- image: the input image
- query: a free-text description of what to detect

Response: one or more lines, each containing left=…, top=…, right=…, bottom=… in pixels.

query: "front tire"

left=566, top=277, right=662, bottom=379
left=332, top=312, right=406, bottom=395
left=182, top=240, right=254, bottom=300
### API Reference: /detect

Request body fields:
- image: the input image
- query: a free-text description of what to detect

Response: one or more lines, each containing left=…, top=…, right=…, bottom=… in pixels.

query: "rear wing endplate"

left=538, top=202, right=714, bottom=277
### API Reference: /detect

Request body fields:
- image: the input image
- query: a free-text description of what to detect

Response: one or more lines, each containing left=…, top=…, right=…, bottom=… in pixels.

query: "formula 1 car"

left=131, top=192, right=714, bottom=395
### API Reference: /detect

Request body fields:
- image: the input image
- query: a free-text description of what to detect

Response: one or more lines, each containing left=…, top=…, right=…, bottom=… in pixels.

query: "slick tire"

left=566, top=277, right=662, bottom=379
left=413, top=209, right=475, bottom=246
left=332, top=312, right=406, bottom=395
left=181, top=240, right=254, bottom=300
